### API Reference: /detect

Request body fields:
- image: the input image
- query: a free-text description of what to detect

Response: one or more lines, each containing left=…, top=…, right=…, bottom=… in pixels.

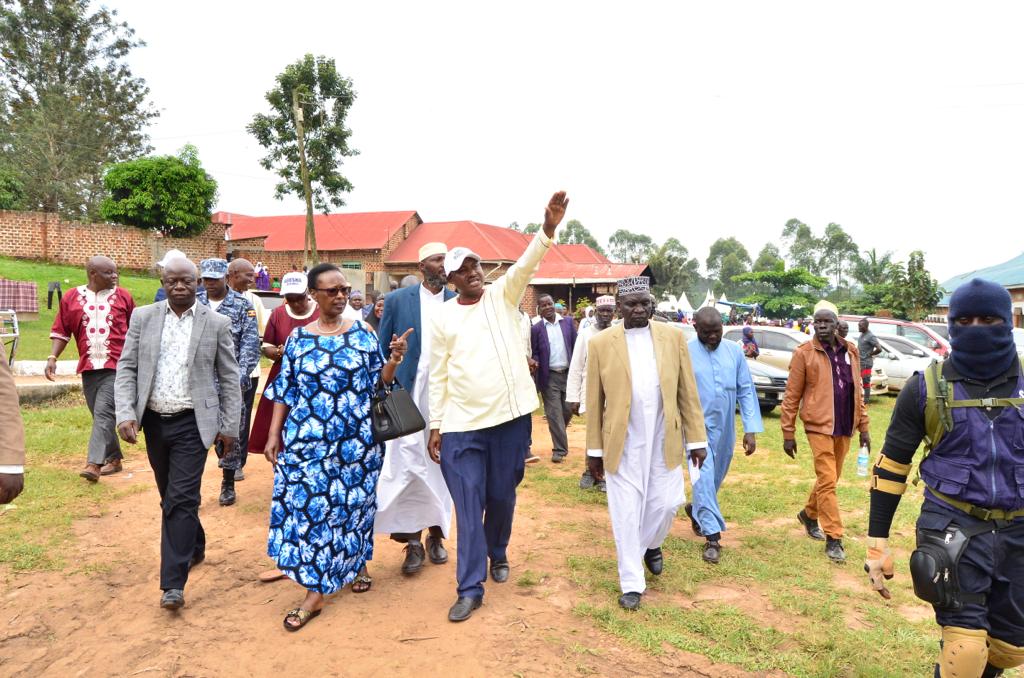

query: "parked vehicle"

left=747, top=359, right=788, bottom=414
left=924, top=322, right=949, bottom=340
left=839, top=315, right=950, bottom=358
left=848, top=331, right=937, bottom=392
left=1014, top=328, right=1024, bottom=357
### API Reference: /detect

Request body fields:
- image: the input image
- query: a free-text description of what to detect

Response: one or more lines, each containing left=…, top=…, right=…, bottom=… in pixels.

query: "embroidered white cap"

left=280, top=271, right=308, bottom=295
left=444, top=246, right=481, bottom=277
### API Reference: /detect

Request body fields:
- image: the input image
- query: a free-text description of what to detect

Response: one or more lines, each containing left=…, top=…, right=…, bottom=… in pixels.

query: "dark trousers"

left=219, top=376, right=258, bottom=472
left=541, top=369, right=572, bottom=456
left=919, top=500, right=1024, bottom=645
left=440, top=415, right=530, bottom=599
left=142, top=409, right=208, bottom=590
left=47, top=282, right=62, bottom=309
left=81, top=369, right=121, bottom=464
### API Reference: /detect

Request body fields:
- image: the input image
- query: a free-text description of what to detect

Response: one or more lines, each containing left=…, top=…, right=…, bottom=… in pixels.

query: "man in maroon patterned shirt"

left=46, top=256, right=136, bottom=481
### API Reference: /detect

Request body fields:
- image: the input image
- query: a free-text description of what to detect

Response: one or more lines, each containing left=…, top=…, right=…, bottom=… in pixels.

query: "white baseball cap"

left=443, top=246, right=481, bottom=277
left=157, top=249, right=188, bottom=268
left=280, top=271, right=308, bottom=295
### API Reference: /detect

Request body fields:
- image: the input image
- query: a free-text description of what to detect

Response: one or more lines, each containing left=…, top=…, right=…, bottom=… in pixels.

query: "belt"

left=550, top=368, right=568, bottom=374
left=926, top=485, right=1024, bottom=522
left=148, top=408, right=194, bottom=421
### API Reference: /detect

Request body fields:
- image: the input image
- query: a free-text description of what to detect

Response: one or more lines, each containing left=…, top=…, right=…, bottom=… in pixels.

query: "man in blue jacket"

left=532, top=294, right=577, bottom=463
left=375, top=243, right=457, bottom=576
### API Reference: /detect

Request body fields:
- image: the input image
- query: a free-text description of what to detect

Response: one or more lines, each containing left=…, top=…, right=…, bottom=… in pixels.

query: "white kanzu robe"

left=374, top=286, right=454, bottom=537
left=605, top=325, right=686, bottom=594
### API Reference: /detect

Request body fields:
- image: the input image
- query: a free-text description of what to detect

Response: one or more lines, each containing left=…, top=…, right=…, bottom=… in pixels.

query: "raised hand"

left=389, top=328, right=415, bottom=362
left=543, top=191, right=569, bottom=238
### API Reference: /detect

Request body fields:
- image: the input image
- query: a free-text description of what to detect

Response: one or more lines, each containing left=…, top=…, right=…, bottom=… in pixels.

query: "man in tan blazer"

left=0, top=345, right=26, bottom=503
left=585, top=276, right=707, bottom=610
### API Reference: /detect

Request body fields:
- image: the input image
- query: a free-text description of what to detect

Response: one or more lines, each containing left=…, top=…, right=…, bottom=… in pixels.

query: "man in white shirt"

left=428, top=191, right=569, bottom=622
left=531, top=294, right=577, bottom=463
left=566, top=295, right=615, bottom=490
left=585, top=276, right=708, bottom=611
left=375, top=242, right=456, bottom=576
left=227, top=258, right=267, bottom=483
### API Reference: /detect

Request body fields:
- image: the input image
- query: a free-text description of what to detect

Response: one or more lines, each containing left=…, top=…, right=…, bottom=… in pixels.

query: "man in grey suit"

left=115, top=258, right=241, bottom=611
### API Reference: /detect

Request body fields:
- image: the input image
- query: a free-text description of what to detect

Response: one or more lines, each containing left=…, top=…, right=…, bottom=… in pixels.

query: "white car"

left=849, top=332, right=940, bottom=392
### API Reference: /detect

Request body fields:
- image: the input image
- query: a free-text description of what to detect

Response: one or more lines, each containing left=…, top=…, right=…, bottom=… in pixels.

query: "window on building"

left=341, top=262, right=361, bottom=270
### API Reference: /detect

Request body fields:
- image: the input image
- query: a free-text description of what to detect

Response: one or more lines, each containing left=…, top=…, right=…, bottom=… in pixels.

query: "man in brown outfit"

left=0, top=345, right=26, bottom=504
left=780, top=302, right=870, bottom=564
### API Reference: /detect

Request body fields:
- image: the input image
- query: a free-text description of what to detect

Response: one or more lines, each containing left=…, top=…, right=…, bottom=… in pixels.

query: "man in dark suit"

left=375, top=243, right=457, bottom=576
left=531, top=294, right=577, bottom=463
left=115, top=258, right=241, bottom=611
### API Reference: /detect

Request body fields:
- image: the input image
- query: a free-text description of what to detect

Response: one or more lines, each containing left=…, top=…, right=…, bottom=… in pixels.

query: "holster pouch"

left=910, top=523, right=989, bottom=610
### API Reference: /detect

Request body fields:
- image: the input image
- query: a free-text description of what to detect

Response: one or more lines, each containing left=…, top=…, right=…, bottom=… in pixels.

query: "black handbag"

left=371, top=377, right=426, bottom=443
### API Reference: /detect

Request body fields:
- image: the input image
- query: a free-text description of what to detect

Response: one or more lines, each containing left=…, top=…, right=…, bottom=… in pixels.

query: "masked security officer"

left=865, top=278, right=1024, bottom=678
left=199, top=258, right=260, bottom=507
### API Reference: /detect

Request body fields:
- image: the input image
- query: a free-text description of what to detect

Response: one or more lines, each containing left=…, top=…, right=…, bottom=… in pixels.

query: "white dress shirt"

left=544, top=317, right=569, bottom=369
left=147, top=301, right=196, bottom=414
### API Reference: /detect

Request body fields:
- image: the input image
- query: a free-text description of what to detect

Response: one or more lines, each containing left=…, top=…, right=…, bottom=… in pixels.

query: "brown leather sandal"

left=283, top=607, right=321, bottom=631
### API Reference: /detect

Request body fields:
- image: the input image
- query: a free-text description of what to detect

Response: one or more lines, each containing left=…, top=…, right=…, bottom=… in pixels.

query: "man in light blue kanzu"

left=685, top=307, right=762, bottom=565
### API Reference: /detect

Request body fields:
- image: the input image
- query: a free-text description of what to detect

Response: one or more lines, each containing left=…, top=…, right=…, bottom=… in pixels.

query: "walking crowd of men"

left=1, top=191, right=1022, bottom=676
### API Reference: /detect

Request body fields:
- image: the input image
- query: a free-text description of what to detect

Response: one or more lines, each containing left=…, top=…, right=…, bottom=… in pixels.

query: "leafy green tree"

left=753, top=243, right=783, bottom=272
left=819, top=222, right=859, bottom=290
left=523, top=222, right=541, bottom=234
left=0, top=166, right=26, bottom=210
left=648, top=238, right=700, bottom=299
left=733, top=262, right=828, bottom=319
left=781, top=219, right=823, bottom=275
left=705, top=237, right=751, bottom=280
left=99, top=145, right=218, bottom=237
left=851, top=248, right=895, bottom=287
left=558, top=219, right=605, bottom=255
left=885, top=251, right=943, bottom=321
left=717, top=252, right=751, bottom=298
left=608, top=229, right=655, bottom=263
left=248, top=54, right=358, bottom=211
left=0, top=0, right=157, bottom=218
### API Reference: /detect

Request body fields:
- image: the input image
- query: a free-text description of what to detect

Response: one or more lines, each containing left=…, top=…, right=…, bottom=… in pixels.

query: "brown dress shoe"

left=100, top=459, right=123, bottom=476
left=79, top=463, right=101, bottom=482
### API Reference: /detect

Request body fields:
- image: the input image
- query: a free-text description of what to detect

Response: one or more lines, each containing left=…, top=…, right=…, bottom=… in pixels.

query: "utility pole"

left=292, top=87, right=318, bottom=266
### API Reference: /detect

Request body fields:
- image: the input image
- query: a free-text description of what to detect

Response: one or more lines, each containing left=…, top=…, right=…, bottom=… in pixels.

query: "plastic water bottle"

left=856, top=445, right=870, bottom=477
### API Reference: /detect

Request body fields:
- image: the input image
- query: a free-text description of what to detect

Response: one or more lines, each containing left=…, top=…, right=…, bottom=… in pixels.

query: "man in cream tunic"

left=586, top=276, right=707, bottom=611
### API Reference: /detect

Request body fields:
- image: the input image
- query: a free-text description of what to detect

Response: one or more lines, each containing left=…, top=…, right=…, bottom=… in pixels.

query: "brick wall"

left=0, top=210, right=226, bottom=271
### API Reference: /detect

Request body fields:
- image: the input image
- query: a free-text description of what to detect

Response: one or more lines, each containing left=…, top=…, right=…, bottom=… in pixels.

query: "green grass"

left=0, top=393, right=147, bottom=571
left=522, top=396, right=1002, bottom=677
left=0, top=256, right=161, bottom=360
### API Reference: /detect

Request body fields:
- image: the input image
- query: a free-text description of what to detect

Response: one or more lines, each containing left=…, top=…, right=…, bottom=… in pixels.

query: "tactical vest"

left=918, top=362, right=1024, bottom=512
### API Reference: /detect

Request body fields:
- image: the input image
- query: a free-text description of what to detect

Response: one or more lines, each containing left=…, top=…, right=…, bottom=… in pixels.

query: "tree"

left=733, top=262, right=828, bottom=319
left=648, top=238, right=700, bottom=299
left=851, top=248, right=895, bottom=287
left=608, top=229, right=655, bottom=263
left=0, top=166, right=26, bottom=210
left=819, top=222, right=859, bottom=290
left=99, top=145, right=218, bottom=237
left=0, top=0, right=158, bottom=218
left=753, top=243, right=783, bottom=272
left=781, top=219, right=823, bottom=275
left=705, top=237, right=751, bottom=280
left=558, top=219, right=605, bottom=255
left=885, top=251, right=943, bottom=321
left=248, top=54, right=358, bottom=212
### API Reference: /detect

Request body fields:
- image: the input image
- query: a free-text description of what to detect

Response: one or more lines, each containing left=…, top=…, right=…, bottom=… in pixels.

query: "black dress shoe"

left=219, top=479, right=236, bottom=507
left=825, top=537, right=846, bottom=563
left=490, top=560, right=510, bottom=583
left=402, top=541, right=426, bottom=575
left=643, top=548, right=663, bottom=576
left=161, top=589, right=185, bottom=610
left=426, top=535, right=448, bottom=565
left=579, top=469, right=595, bottom=490
left=797, top=510, right=826, bottom=541
left=618, top=592, right=642, bottom=610
left=684, top=503, right=703, bottom=537
left=702, top=541, right=721, bottom=565
left=448, top=596, right=482, bottom=622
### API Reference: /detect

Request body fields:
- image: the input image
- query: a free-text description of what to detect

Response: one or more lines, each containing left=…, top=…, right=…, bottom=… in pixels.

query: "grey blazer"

left=115, top=301, right=242, bottom=449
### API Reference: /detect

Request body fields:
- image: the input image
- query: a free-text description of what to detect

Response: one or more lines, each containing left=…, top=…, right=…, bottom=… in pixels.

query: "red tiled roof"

left=533, top=260, right=649, bottom=284
left=223, top=211, right=419, bottom=251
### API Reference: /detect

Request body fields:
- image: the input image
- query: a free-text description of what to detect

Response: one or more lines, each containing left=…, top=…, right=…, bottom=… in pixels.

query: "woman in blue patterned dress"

left=263, top=263, right=411, bottom=631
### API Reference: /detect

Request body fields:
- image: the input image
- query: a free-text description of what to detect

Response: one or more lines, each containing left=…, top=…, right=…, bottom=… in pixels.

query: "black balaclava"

left=947, top=278, right=1016, bottom=381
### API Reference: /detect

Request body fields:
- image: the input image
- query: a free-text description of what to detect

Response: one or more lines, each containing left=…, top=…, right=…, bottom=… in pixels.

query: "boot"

left=219, top=477, right=236, bottom=506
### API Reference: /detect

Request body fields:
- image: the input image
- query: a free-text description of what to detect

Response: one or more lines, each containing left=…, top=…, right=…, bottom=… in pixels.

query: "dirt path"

left=0, top=418, right=769, bottom=678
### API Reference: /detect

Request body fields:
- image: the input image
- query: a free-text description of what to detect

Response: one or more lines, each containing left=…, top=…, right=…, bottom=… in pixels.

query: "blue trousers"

left=440, top=415, right=530, bottom=599
left=692, top=429, right=734, bottom=538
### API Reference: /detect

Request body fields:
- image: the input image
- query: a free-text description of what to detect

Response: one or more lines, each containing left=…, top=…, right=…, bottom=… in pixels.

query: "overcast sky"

left=117, top=1, right=1024, bottom=282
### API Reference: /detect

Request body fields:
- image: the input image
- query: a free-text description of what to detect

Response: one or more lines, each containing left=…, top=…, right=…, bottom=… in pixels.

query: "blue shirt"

left=688, top=338, right=763, bottom=441
left=200, top=288, right=260, bottom=390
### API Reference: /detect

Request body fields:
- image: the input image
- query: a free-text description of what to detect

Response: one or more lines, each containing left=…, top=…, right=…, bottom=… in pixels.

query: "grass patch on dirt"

left=527, top=396, right=960, bottom=677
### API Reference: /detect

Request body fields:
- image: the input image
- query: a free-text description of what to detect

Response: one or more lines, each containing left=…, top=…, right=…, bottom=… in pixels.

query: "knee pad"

left=988, top=636, right=1024, bottom=670
left=939, top=626, right=988, bottom=678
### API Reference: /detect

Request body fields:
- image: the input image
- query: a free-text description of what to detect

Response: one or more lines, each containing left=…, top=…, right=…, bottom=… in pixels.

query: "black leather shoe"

left=825, top=537, right=846, bottom=563
left=551, top=452, right=566, bottom=464
left=219, top=479, right=236, bottom=507
left=490, top=559, right=510, bottom=583
left=643, top=548, right=663, bottom=576
left=684, top=503, right=703, bottom=537
left=426, top=535, right=448, bottom=565
left=579, top=469, right=595, bottom=489
left=402, top=541, right=426, bottom=575
left=448, top=596, right=482, bottom=622
left=618, top=592, right=642, bottom=610
left=161, top=589, right=185, bottom=610
left=189, top=551, right=205, bottom=570
left=702, top=541, right=721, bottom=565
left=797, top=510, right=825, bottom=541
